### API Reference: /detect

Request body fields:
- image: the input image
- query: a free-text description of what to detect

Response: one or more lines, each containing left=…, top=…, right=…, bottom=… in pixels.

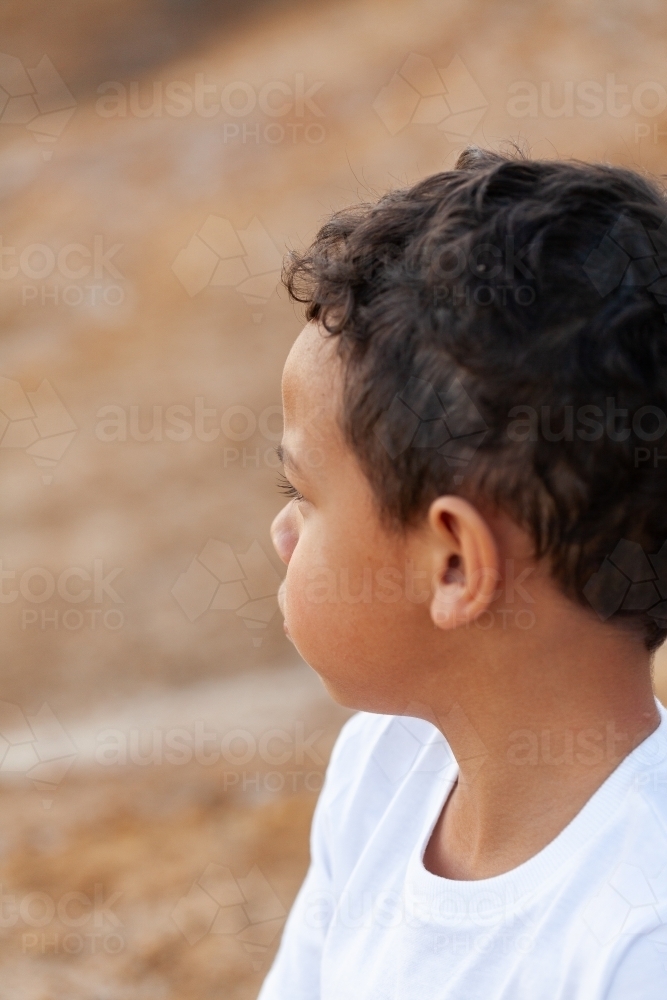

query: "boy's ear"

left=427, top=496, right=500, bottom=630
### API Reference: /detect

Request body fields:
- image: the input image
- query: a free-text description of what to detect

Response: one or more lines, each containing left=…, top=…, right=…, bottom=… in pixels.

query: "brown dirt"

left=1, top=0, right=667, bottom=994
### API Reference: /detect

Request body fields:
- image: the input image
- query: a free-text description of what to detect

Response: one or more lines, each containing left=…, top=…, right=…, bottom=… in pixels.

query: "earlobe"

left=427, top=496, right=499, bottom=631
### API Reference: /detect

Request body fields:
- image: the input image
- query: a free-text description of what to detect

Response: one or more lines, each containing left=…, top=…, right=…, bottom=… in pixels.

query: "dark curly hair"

left=283, top=146, right=667, bottom=652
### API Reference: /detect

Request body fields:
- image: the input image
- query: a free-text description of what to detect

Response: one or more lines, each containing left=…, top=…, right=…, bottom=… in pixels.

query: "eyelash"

left=277, top=472, right=304, bottom=502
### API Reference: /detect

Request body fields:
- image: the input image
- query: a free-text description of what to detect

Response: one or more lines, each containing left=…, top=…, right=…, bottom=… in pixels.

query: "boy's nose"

left=271, top=504, right=298, bottom=565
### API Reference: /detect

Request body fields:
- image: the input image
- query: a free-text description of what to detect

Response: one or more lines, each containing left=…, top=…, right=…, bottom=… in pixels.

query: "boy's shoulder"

left=328, top=702, right=667, bottom=788
left=326, top=710, right=454, bottom=792
left=313, top=711, right=454, bottom=888
left=321, top=704, right=667, bottom=850
left=630, top=703, right=667, bottom=830
left=320, top=710, right=455, bottom=828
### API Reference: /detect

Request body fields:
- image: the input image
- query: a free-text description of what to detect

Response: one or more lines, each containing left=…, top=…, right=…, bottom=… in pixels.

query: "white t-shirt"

left=258, top=701, right=667, bottom=999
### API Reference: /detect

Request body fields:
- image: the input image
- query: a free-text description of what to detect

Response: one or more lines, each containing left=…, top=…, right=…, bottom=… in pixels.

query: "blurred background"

left=0, top=0, right=666, bottom=995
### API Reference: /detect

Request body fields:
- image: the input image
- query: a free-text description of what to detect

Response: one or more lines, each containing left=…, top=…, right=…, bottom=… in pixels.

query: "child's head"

left=272, top=147, right=667, bottom=711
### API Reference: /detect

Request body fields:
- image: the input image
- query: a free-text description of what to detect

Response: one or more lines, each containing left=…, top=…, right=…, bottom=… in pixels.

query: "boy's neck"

left=421, top=614, right=661, bottom=882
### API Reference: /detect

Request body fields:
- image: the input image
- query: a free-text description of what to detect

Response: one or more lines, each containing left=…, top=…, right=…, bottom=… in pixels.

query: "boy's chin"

left=297, top=653, right=397, bottom=714
left=315, top=672, right=370, bottom=710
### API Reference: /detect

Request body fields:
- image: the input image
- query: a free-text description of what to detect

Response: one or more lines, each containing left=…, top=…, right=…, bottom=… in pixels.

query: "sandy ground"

left=2, top=0, right=667, bottom=993
left=2, top=0, right=667, bottom=711
left=0, top=660, right=351, bottom=998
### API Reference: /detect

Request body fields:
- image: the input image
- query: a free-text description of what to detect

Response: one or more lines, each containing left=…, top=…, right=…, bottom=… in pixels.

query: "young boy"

left=259, top=147, right=667, bottom=998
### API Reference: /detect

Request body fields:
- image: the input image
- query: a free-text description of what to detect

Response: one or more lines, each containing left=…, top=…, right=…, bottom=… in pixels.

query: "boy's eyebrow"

left=275, top=444, right=303, bottom=476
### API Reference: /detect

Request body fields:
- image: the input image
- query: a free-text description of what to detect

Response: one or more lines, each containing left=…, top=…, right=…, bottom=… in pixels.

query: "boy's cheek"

left=281, top=553, right=310, bottom=628
left=282, top=576, right=406, bottom=706
left=281, top=552, right=336, bottom=655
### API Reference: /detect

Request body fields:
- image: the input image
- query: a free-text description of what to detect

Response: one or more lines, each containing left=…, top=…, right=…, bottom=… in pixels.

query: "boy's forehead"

left=282, top=322, right=341, bottom=422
